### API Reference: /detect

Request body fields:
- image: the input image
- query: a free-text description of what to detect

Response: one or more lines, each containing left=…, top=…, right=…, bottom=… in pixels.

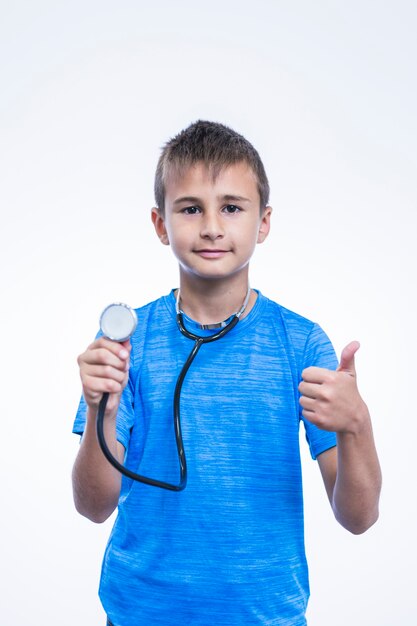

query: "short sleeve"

left=300, top=323, right=338, bottom=460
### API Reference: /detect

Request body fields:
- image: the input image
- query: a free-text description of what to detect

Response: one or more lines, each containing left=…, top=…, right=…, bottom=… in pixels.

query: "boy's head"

left=154, top=120, right=269, bottom=216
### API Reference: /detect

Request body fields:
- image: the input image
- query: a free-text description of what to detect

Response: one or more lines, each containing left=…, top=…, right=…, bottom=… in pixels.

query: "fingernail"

left=119, top=349, right=129, bottom=358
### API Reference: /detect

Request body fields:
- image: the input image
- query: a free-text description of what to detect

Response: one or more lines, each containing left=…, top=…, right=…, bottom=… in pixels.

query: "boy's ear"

left=151, top=207, right=170, bottom=245
left=257, top=205, right=272, bottom=244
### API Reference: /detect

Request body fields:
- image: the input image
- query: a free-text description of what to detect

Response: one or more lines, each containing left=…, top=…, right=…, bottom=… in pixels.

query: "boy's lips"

left=194, top=249, right=230, bottom=259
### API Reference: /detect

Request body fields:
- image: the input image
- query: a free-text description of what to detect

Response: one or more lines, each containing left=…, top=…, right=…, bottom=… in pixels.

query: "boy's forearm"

left=332, top=408, right=382, bottom=534
left=72, top=407, right=123, bottom=523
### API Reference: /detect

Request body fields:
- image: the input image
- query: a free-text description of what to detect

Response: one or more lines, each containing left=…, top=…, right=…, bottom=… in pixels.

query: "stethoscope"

left=96, top=287, right=251, bottom=491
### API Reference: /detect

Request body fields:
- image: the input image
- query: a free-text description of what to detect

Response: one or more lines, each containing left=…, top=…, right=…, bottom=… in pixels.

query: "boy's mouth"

left=194, top=249, right=230, bottom=259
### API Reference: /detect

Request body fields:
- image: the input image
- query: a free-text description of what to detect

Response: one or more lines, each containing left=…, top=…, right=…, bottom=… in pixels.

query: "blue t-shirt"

left=73, top=291, right=337, bottom=626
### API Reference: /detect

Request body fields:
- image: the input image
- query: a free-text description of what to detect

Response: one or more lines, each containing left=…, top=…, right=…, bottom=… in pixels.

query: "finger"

left=298, top=381, right=320, bottom=399
left=301, top=366, right=333, bottom=384
left=301, top=408, right=316, bottom=423
left=84, top=364, right=128, bottom=384
left=94, top=348, right=129, bottom=370
left=337, top=340, right=360, bottom=374
left=89, top=337, right=130, bottom=359
left=83, top=373, right=125, bottom=395
left=81, top=347, right=129, bottom=371
left=299, top=395, right=316, bottom=411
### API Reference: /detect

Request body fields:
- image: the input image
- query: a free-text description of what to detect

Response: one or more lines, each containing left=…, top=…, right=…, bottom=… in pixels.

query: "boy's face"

left=152, top=161, right=271, bottom=283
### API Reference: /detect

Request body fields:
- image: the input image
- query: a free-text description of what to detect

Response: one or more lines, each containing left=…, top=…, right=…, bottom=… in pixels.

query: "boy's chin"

left=179, top=265, right=250, bottom=284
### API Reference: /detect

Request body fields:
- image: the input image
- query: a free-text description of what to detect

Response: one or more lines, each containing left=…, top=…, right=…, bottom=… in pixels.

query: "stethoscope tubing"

left=96, top=313, right=239, bottom=491
left=97, top=392, right=184, bottom=490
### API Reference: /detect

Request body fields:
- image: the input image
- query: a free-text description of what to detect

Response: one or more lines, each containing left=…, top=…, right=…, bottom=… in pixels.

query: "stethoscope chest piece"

left=100, top=302, right=138, bottom=341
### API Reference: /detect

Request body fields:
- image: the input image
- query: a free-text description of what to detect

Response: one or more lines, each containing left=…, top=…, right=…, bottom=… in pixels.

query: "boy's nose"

left=200, top=212, right=224, bottom=240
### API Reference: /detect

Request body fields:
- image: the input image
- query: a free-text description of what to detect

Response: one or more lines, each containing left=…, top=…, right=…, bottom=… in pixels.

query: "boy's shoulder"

left=262, top=293, right=319, bottom=334
left=261, top=293, right=334, bottom=361
left=133, top=292, right=174, bottom=320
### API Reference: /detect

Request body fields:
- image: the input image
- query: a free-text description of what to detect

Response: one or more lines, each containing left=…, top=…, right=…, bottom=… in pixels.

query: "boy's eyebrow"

left=221, top=194, right=251, bottom=204
left=173, top=194, right=251, bottom=205
left=173, top=196, right=202, bottom=206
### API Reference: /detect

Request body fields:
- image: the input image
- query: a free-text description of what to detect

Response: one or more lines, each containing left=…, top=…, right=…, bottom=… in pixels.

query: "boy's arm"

left=72, top=338, right=130, bottom=523
left=299, top=341, right=382, bottom=535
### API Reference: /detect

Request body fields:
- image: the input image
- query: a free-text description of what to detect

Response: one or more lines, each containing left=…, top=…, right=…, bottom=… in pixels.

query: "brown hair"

left=154, top=120, right=270, bottom=215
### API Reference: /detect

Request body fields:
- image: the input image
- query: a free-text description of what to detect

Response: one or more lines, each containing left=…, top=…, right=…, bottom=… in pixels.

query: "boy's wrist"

left=336, top=401, right=371, bottom=439
left=86, top=394, right=120, bottom=424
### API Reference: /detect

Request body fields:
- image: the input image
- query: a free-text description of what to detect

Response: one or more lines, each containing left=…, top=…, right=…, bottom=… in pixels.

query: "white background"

left=1, top=1, right=416, bottom=624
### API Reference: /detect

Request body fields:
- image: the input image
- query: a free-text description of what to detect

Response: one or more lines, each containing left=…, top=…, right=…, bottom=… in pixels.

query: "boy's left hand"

left=299, top=341, right=369, bottom=434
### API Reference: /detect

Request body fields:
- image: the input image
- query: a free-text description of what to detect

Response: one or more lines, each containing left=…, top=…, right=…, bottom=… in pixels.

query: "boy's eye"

left=223, top=204, right=241, bottom=214
left=182, top=206, right=201, bottom=215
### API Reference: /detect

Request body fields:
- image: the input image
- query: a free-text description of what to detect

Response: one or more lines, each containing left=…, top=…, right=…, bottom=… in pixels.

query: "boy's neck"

left=176, top=274, right=256, bottom=326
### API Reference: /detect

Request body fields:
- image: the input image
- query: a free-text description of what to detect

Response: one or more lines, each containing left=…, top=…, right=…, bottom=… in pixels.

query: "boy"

left=73, top=120, right=381, bottom=626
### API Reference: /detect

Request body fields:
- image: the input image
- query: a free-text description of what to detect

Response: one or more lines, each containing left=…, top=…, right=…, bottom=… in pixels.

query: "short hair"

left=154, top=120, right=270, bottom=215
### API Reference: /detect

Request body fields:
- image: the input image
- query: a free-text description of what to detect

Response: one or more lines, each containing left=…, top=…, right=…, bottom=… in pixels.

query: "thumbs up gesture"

left=299, top=341, right=368, bottom=434
left=337, top=340, right=360, bottom=375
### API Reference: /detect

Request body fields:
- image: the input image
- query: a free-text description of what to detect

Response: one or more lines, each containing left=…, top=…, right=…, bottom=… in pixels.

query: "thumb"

left=337, top=340, right=360, bottom=374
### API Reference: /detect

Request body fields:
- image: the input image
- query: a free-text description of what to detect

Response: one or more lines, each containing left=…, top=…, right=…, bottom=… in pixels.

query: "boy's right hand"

left=77, top=337, right=131, bottom=413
